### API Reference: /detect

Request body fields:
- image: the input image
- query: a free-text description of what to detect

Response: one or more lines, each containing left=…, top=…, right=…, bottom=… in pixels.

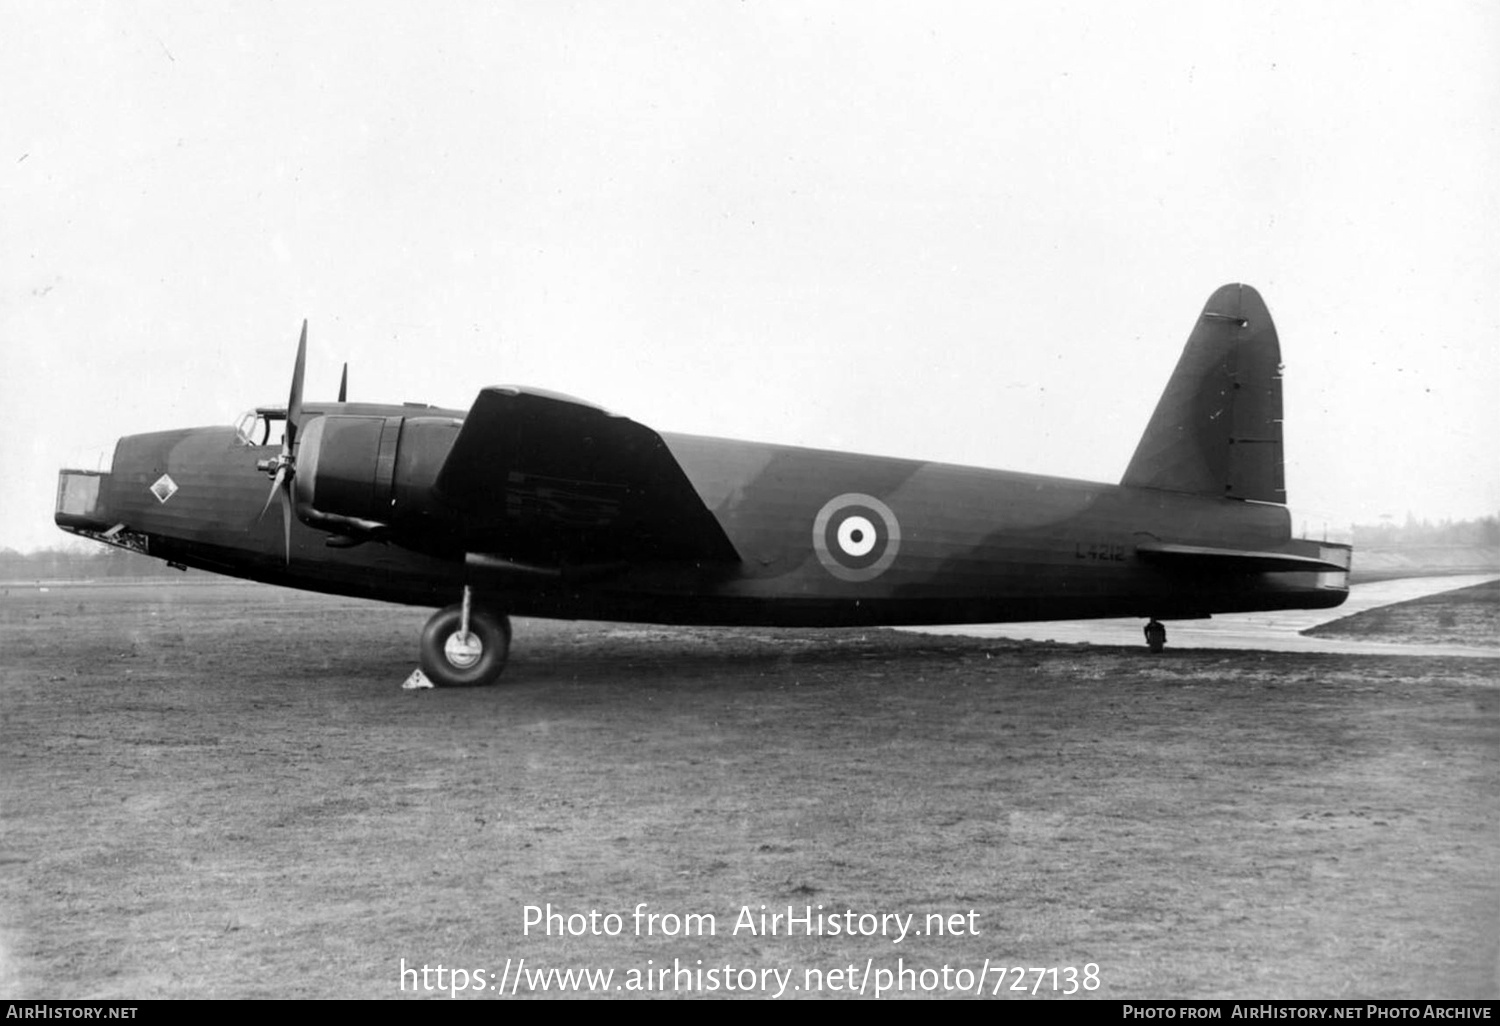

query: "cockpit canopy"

left=234, top=408, right=287, bottom=447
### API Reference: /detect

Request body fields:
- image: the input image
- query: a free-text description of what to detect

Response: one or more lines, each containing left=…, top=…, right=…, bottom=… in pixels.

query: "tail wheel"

left=419, top=604, right=511, bottom=687
left=1144, top=619, right=1167, bottom=654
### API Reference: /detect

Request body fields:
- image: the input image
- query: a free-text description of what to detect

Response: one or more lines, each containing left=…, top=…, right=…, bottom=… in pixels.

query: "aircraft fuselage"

left=58, top=412, right=1348, bottom=628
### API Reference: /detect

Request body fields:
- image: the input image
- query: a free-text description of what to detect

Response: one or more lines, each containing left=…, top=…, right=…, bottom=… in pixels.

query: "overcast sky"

left=4, top=1, right=1497, bottom=552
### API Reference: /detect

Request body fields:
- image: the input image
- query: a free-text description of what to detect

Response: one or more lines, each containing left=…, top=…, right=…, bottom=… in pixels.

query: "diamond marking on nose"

left=150, top=474, right=178, bottom=503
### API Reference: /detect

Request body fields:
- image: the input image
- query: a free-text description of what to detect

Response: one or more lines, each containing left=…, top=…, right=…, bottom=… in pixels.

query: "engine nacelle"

left=293, top=414, right=463, bottom=529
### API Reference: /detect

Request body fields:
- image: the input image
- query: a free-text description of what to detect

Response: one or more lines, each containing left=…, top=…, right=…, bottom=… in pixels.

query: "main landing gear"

left=419, top=586, right=512, bottom=686
left=1144, top=618, right=1167, bottom=654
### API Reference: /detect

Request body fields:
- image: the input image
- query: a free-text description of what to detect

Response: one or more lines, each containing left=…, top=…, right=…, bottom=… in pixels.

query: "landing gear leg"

left=1144, top=618, right=1167, bottom=654
left=419, top=585, right=512, bottom=686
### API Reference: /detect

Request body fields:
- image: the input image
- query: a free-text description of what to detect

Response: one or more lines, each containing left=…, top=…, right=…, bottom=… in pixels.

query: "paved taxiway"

left=907, top=574, right=1500, bottom=656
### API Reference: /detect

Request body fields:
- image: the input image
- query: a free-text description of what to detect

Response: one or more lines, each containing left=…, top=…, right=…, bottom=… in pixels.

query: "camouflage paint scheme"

left=56, top=284, right=1350, bottom=630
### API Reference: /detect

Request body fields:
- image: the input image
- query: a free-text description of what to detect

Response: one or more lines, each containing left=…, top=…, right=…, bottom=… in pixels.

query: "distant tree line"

left=0, top=544, right=188, bottom=581
left=1352, top=513, right=1500, bottom=550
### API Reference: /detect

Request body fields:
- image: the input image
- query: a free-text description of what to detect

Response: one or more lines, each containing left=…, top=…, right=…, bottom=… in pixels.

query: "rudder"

left=1121, top=283, right=1285, bottom=503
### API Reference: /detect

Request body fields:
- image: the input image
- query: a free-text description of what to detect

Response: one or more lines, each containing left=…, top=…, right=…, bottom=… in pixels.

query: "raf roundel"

left=812, top=493, right=902, bottom=582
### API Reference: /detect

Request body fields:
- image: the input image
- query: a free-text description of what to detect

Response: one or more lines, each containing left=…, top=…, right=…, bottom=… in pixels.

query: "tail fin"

left=1121, top=283, right=1286, bottom=503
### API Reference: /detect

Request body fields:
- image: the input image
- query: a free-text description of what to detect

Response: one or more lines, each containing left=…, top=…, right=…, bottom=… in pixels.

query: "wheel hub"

left=444, top=630, right=484, bottom=669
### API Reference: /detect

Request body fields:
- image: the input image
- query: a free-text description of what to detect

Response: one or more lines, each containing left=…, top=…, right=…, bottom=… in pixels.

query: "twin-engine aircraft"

left=56, top=284, right=1350, bottom=686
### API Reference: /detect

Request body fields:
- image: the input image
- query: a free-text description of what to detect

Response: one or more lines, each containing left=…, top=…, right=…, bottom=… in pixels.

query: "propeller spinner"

left=256, top=320, right=308, bottom=563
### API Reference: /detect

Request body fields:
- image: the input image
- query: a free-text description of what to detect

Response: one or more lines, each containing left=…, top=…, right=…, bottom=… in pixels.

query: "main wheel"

left=419, top=604, right=512, bottom=687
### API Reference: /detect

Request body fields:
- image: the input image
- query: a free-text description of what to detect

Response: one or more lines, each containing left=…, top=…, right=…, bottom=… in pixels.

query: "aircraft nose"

left=55, top=432, right=153, bottom=535
left=59, top=425, right=255, bottom=538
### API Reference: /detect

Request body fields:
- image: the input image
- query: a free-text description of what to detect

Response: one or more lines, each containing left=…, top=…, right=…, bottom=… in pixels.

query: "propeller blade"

left=278, top=483, right=293, bottom=564
left=337, top=362, right=348, bottom=403
left=258, top=465, right=287, bottom=520
left=286, top=320, right=307, bottom=453
left=253, top=321, right=308, bottom=562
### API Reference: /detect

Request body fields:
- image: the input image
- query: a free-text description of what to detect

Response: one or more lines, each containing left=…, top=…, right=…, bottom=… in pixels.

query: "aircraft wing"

left=433, top=387, right=740, bottom=567
left=1135, top=542, right=1348, bottom=574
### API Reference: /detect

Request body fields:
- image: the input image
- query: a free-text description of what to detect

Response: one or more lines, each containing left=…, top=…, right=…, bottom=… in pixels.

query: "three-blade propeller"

left=256, top=321, right=309, bottom=564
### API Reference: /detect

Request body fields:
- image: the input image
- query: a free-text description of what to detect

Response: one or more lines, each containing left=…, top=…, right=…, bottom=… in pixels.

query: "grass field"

left=1307, top=579, right=1500, bottom=648
left=1, top=580, right=1496, bottom=999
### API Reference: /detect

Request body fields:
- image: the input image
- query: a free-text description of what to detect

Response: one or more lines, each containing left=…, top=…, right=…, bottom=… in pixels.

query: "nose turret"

left=55, top=466, right=112, bottom=534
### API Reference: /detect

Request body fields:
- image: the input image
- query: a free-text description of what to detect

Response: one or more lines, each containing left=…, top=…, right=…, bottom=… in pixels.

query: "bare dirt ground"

left=1, top=580, right=1496, bottom=1000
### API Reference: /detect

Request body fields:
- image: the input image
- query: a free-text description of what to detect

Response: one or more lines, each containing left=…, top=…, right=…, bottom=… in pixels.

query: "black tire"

left=419, top=604, right=511, bottom=687
left=1145, top=620, right=1167, bottom=654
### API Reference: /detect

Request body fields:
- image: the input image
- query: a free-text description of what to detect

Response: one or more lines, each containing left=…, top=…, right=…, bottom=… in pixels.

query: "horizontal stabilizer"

left=1136, top=541, right=1349, bottom=574
left=434, top=388, right=740, bottom=566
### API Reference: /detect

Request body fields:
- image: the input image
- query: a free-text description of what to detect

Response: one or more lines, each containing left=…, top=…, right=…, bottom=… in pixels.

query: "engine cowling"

left=293, top=414, right=463, bottom=530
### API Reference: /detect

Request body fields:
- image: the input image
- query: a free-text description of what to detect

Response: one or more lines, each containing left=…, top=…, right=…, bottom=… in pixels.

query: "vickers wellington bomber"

left=56, top=284, right=1350, bottom=686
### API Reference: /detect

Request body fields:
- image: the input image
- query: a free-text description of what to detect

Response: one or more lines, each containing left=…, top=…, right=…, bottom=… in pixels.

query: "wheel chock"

left=401, top=668, right=435, bottom=690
